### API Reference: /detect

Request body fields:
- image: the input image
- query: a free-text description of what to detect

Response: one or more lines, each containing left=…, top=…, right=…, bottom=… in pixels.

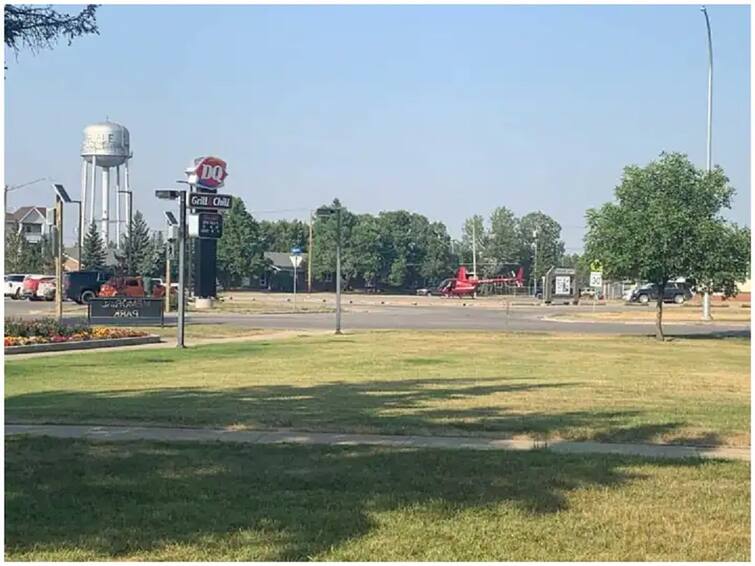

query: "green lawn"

left=4, top=331, right=750, bottom=446
left=4, top=436, right=749, bottom=561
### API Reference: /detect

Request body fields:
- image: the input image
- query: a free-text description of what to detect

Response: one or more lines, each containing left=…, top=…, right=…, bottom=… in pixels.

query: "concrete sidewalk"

left=5, top=423, right=749, bottom=461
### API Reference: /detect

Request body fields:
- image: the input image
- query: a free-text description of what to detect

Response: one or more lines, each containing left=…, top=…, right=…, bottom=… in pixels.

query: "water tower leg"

left=124, top=159, right=132, bottom=231
left=101, top=167, right=110, bottom=245
left=115, top=166, right=121, bottom=247
left=89, top=156, right=97, bottom=230
left=80, top=159, right=88, bottom=245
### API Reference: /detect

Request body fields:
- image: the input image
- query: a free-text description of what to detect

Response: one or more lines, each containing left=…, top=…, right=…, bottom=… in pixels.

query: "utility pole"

left=471, top=220, right=477, bottom=277
left=308, top=211, right=313, bottom=293
left=701, top=5, right=714, bottom=322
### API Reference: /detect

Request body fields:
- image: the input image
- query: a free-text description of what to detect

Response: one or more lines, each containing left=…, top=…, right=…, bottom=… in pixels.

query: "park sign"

left=188, top=192, right=233, bottom=211
left=185, top=156, right=228, bottom=191
left=88, top=297, right=164, bottom=326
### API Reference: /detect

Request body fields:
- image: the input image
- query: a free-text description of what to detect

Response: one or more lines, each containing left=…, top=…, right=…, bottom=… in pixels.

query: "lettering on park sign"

left=88, top=298, right=164, bottom=326
left=189, top=193, right=233, bottom=211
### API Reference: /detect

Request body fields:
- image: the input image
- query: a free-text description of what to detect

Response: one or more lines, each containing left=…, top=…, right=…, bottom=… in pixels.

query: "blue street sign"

left=291, top=246, right=302, bottom=255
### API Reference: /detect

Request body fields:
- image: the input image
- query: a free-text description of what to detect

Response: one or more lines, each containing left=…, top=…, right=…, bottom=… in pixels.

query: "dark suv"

left=64, top=270, right=110, bottom=304
left=628, top=282, right=693, bottom=305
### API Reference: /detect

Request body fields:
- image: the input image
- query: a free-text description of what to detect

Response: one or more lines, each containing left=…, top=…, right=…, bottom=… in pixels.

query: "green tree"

left=460, top=214, right=488, bottom=275
left=217, top=198, right=267, bottom=287
left=260, top=219, right=309, bottom=253
left=4, top=5, right=98, bottom=56
left=584, top=152, right=747, bottom=340
left=691, top=222, right=750, bottom=300
left=486, top=206, right=520, bottom=276
left=311, top=199, right=357, bottom=288
left=4, top=224, right=26, bottom=273
left=81, top=221, right=107, bottom=271
left=116, top=211, right=152, bottom=275
left=518, top=212, right=565, bottom=285
left=38, top=234, right=56, bottom=274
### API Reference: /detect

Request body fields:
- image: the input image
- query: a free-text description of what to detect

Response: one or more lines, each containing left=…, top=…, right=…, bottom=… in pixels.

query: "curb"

left=4, top=335, right=162, bottom=355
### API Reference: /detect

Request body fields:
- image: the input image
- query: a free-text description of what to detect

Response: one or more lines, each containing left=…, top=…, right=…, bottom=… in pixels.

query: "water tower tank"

left=81, top=121, right=130, bottom=167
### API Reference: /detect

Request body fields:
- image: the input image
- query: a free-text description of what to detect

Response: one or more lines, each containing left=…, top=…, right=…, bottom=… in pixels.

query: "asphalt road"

left=5, top=297, right=749, bottom=337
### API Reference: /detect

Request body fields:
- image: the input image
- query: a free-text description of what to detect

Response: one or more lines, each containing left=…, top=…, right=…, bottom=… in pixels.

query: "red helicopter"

left=437, top=265, right=525, bottom=298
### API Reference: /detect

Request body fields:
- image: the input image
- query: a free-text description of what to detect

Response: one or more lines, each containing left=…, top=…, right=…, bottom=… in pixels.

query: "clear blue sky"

left=4, top=4, right=750, bottom=252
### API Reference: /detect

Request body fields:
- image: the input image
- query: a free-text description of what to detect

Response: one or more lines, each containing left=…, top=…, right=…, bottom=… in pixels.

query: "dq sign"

left=186, top=156, right=228, bottom=191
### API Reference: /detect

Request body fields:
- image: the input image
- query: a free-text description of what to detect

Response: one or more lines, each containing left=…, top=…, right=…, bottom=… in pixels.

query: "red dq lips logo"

left=192, top=156, right=228, bottom=190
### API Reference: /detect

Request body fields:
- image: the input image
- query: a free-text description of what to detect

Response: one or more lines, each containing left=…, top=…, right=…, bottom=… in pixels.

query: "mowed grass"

left=4, top=331, right=750, bottom=446
left=4, top=436, right=749, bottom=561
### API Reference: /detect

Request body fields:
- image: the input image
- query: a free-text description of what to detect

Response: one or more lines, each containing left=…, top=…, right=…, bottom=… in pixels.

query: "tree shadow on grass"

left=4, top=376, right=690, bottom=443
left=4, top=435, right=733, bottom=561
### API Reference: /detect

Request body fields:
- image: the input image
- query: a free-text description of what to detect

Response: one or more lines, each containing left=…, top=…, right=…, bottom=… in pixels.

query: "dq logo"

left=191, top=156, right=228, bottom=190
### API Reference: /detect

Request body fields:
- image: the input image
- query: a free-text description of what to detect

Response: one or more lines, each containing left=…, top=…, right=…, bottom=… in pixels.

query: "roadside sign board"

left=290, top=255, right=303, bottom=268
left=590, top=271, right=603, bottom=288
left=555, top=276, right=571, bottom=295
left=88, top=298, right=164, bottom=326
left=188, top=212, right=224, bottom=239
left=189, top=193, right=233, bottom=211
left=590, top=260, right=603, bottom=272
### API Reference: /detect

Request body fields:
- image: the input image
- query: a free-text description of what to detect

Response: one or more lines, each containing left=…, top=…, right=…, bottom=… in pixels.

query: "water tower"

left=80, top=121, right=132, bottom=246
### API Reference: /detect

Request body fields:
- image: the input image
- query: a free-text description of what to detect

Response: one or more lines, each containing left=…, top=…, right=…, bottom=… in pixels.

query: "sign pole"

left=165, top=244, right=171, bottom=314
left=177, top=191, right=186, bottom=348
left=55, top=196, right=63, bottom=321
left=293, top=262, right=297, bottom=312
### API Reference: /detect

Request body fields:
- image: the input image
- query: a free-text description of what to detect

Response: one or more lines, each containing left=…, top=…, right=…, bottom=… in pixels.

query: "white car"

left=36, top=277, right=56, bottom=301
left=4, top=274, right=26, bottom=299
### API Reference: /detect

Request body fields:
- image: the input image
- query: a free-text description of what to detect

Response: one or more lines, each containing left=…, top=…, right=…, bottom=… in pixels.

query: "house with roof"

left=5, top=206, right=52, bottom=244
left=255, top=251, right=309, bottom=292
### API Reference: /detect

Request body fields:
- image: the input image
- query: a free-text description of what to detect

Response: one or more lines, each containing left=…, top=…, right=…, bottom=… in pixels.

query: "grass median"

left=4, top=436, right=749, bottom=561
left=4, top=331, right=750, bottom=446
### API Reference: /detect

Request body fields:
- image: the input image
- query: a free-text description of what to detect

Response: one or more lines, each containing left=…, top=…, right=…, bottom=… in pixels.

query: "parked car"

left=4, top=274, right=26, bottom=299
left=64, top=270, right=111, bottom=304
left=416, top=279, right=451, bottom=296
left=21, top=274, right=51, bottom=301
left=580, top=288, right=604, bottom=300
left=98, top=276, right=166, bottom=299
left=628, top=282, right=693, bottom=304
left=36, top=278, right=56, bottom=301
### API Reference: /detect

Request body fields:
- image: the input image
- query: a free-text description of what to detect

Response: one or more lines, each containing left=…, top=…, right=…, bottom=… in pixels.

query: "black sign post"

left=88, top=298, right=165, bottom=326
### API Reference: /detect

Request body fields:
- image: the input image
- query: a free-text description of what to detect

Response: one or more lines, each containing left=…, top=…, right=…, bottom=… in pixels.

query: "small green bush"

left=4, top=318, right=89, bottom=338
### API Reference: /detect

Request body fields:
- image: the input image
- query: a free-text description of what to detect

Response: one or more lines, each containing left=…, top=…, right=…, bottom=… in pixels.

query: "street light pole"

left=177, top=190, right=186, bottom=348
left=315, top=205, right=343, bottom=334
left=335, top=206, right=342, bottom=334
left=701, top=5, right=713, bottom=321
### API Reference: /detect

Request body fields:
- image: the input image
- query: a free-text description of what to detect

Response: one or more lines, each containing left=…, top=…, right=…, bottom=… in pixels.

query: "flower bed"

left=4, top=318, right=147, bottom=347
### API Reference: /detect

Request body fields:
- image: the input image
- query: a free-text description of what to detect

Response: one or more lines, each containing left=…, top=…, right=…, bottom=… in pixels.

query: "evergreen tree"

left=4, top=224, right=27, bottom=273
left=116, top=211, right=152, bottom=275
left=81, top=221, right=106, bottom=271
left=217, top=198, right=267, bottom=287
left=38, top=234, right=56, bottom=274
